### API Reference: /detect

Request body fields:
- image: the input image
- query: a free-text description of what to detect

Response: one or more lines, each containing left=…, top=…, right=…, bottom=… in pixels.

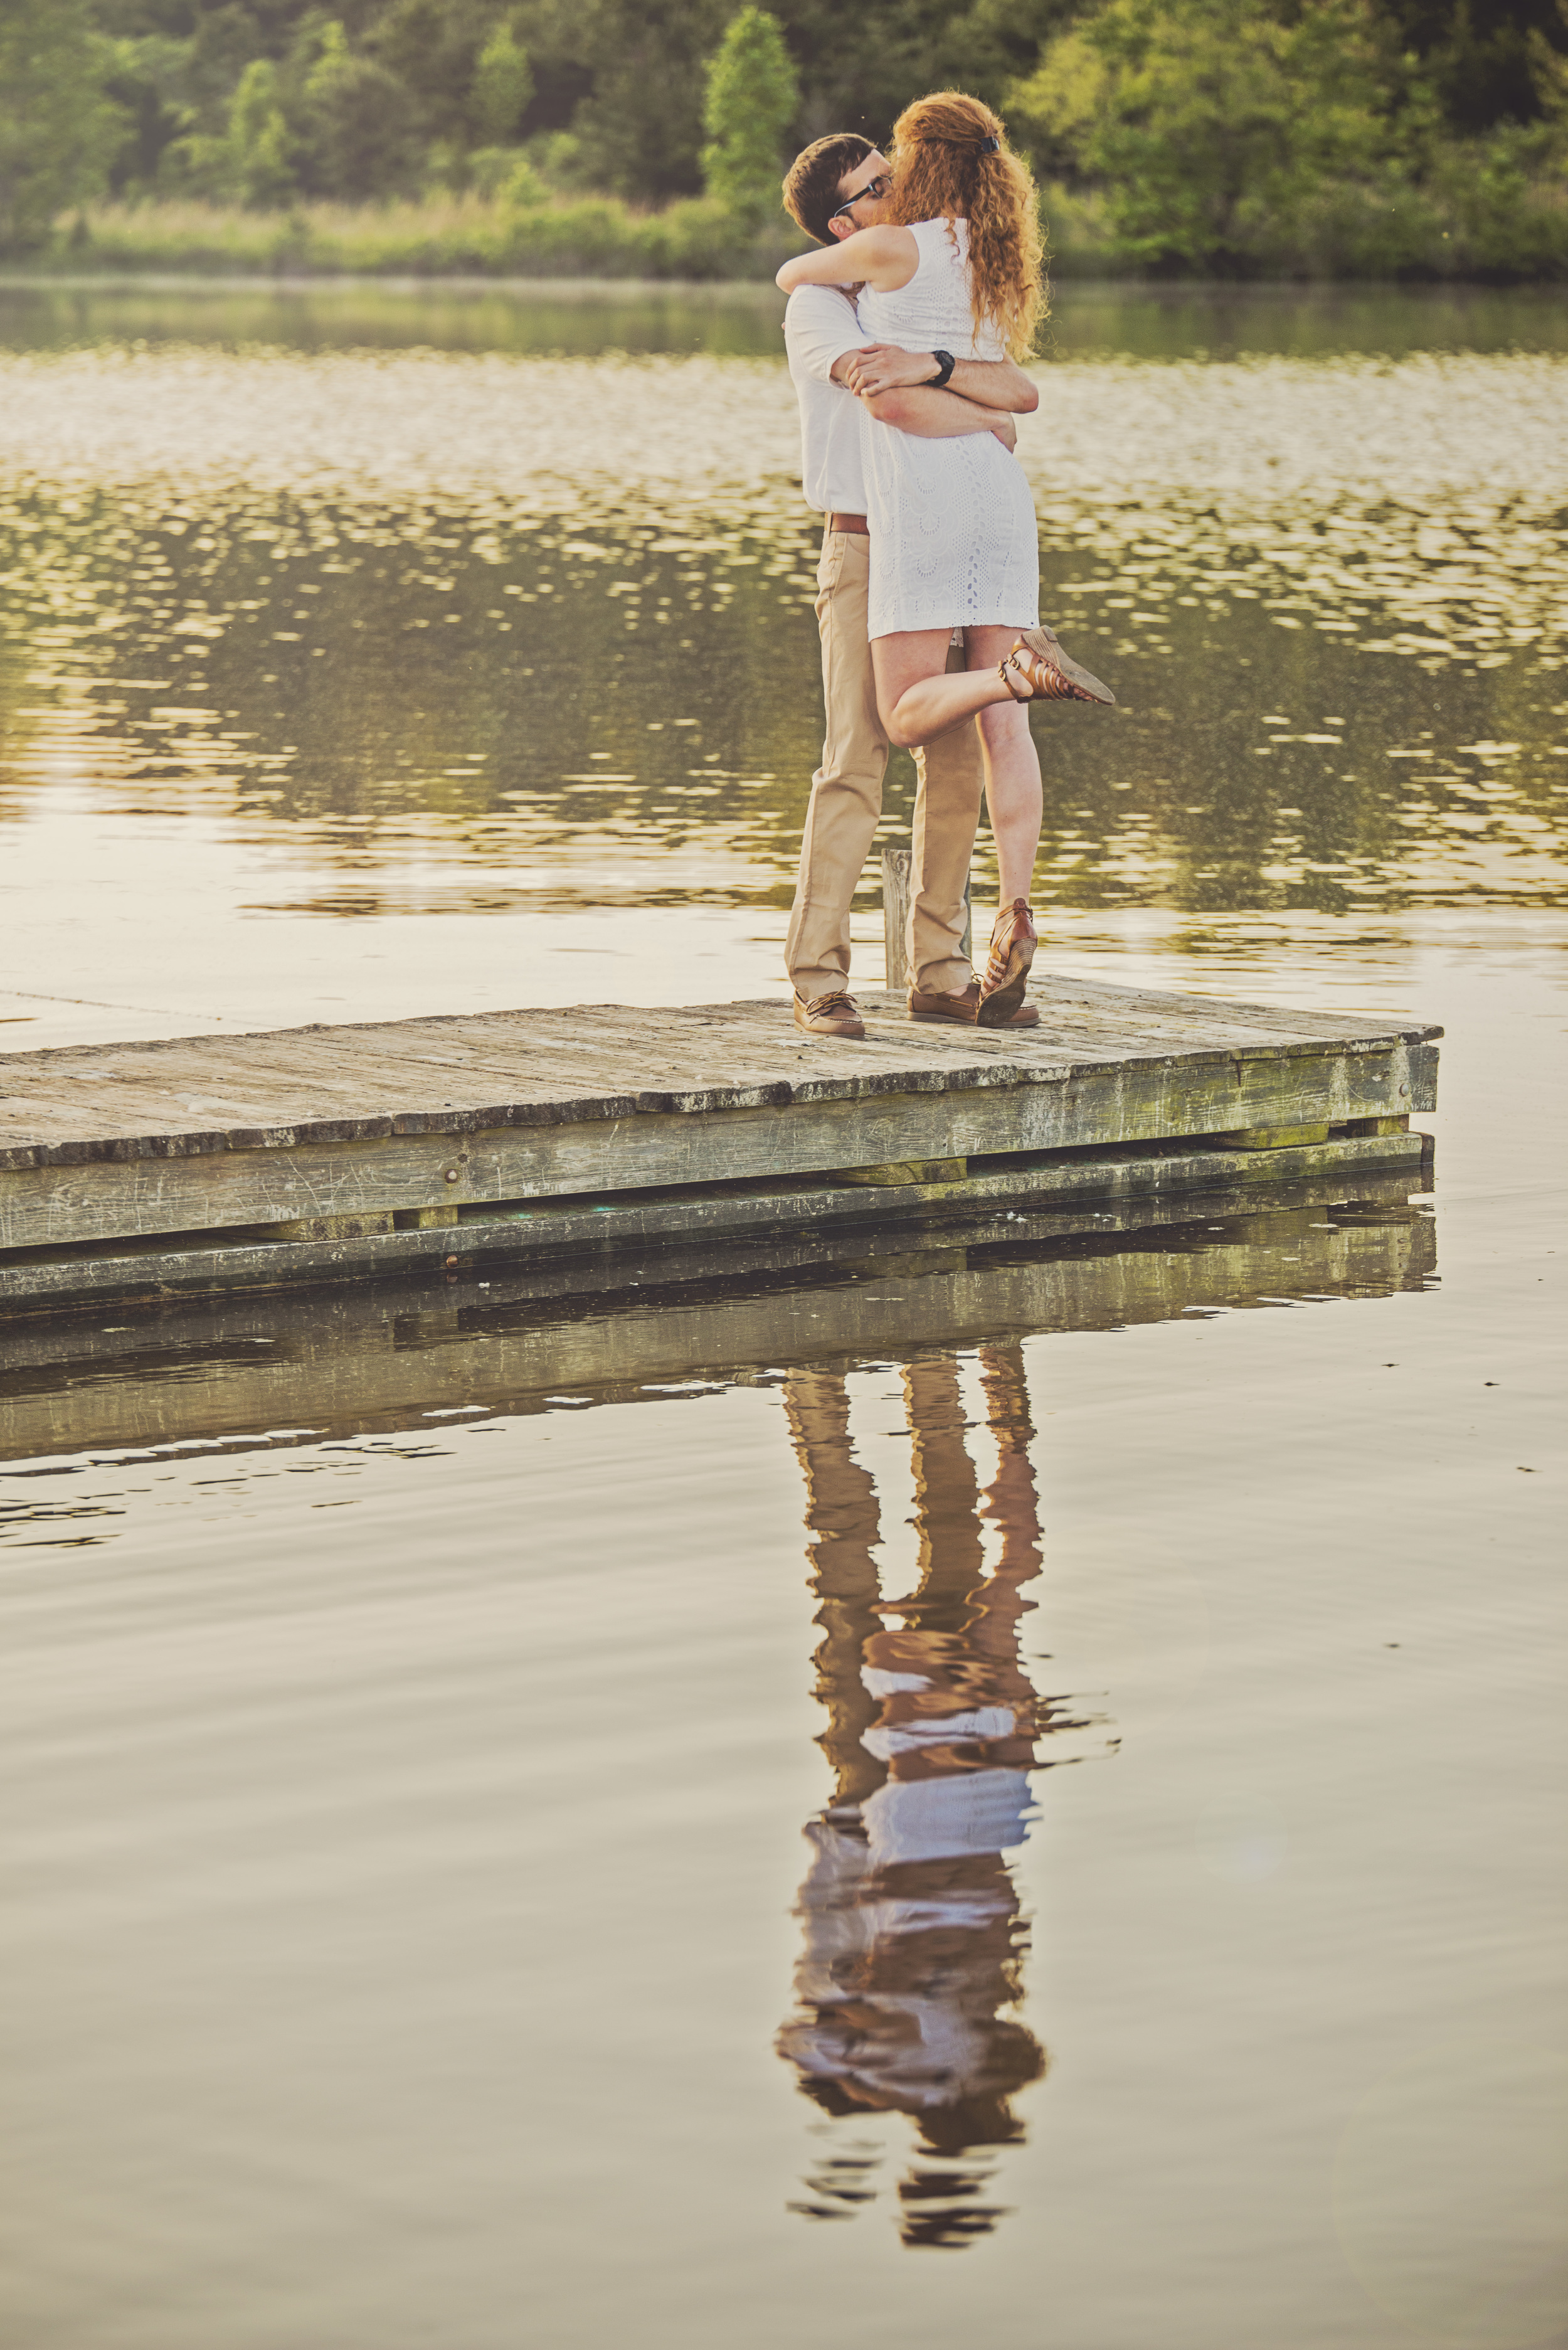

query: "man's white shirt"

left=783, top=283, right=871, bottom=516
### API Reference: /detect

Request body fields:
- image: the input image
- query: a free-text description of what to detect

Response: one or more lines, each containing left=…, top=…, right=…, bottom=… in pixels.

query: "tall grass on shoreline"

left=23, top=171, right=1568, bottom=284
left=40, top=194, right=800, bottom=283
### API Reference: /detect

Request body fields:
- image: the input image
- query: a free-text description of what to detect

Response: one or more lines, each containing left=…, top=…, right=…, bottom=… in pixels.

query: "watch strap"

left=926, top=349, right=956, bottom=390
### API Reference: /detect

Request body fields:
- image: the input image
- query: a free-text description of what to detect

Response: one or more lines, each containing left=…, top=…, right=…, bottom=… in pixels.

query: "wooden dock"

left=0, top=975, right=1439, bottom=1316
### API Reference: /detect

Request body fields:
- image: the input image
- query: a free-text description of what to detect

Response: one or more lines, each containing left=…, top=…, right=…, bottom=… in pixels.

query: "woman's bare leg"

left=871, top=629, right=1018, bottom=749
left=967, top=625, right=1042, bottom=907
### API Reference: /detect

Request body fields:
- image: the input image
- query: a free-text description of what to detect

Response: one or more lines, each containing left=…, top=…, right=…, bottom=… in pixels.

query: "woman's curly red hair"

left=883, top=91, right=1046, bottom=361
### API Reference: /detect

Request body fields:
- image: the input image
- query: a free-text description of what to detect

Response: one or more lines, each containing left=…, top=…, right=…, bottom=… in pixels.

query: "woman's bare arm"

left=859, top=385, right=1017, bottom=452
left=775, top=225, right=919, bottom=295
left=827, top=350, right=1007, bottom=433
left=843, top=344, right=1039, bottom=413
left=825, top=353, right=1018, bottom=446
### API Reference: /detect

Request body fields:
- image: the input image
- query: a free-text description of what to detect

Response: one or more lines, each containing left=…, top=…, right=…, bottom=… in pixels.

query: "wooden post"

left=882, top=846, right=972, bottom=994
left=881, top=846, right=913, bottom=994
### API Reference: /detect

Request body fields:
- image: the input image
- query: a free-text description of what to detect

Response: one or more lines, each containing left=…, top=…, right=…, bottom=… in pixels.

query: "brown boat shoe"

left=998, top=624, right=1115, bottom=707
left=793, top=989, right=866, bottom=1039
left=909, top=976, right=1039, bottom=1028
left=977, top=901, right=1037, bottom=1027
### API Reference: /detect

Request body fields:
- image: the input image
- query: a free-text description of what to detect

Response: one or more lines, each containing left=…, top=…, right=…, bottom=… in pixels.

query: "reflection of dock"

left=0, top=974, right=1437, bottom=1313
left=0, top=1177, right=1434, bottom=1461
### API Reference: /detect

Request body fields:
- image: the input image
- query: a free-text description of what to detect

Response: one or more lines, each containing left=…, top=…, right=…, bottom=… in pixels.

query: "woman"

left=777, top=92, right=1111, bottom=1024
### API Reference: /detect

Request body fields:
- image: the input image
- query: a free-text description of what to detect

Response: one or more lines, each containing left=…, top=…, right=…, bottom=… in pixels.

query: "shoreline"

left=4, top=270, right=1567, bottom=299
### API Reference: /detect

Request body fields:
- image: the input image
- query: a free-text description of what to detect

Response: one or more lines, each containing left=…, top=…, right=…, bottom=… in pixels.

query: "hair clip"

left=980, top=134, right=1000, bottom=151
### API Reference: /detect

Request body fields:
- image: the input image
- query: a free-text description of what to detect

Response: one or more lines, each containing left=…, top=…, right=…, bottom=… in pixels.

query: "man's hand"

left=840, top=343, right=944, bottom=398
left=990, top=413, right=1018, bottom=454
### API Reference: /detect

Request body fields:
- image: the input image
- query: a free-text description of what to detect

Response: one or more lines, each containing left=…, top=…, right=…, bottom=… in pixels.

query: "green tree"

left=99, top=29, right=194, bottom=194
left=562, top=0, right=731, bottom=201
left=1007, top=0, right=1405, bottom=269
left=24, top=0, right=1568, bottom=247
left=702, top=6, right=797, bottom=220
left=372, top=0, right=518, bottom=150
left=1380, top=0, right=1568, bottom=133
left=224, top=57, right=295, bottom=205
left=295, top=19, right=423, bottom=199
left=0, top=0, right=122, bottom=250
left=1527, top=0, right=1568, bottom=141
left=472, top=20, right=533, bottom=141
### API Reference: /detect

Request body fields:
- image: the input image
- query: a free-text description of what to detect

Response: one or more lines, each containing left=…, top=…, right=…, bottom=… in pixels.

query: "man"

left=780, top=133, right=1042, bottom=1040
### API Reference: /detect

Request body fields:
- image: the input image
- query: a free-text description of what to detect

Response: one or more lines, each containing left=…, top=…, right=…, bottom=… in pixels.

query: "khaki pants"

left=785, top=529, right=981, bottom=1002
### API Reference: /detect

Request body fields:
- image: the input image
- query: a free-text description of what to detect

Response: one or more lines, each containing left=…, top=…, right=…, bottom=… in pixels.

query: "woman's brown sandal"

left=978, top=899, right=1037, bottom=1026
left=998, top=625, right=1115, bottom=706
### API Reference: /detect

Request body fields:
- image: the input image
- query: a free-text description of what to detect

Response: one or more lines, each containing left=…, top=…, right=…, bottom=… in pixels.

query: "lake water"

left=0, top=282, right=1564, bottom=2350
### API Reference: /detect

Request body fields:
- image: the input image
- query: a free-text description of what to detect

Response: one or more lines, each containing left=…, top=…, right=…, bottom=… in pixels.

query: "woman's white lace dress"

left=857, top=217, right=1039, bottom=640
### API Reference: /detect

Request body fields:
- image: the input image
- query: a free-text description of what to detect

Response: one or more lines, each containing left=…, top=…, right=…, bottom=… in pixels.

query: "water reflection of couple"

left=776, top=92, right=1113, bottom=1045
left=776, top=1345, right=1110, bottom=2248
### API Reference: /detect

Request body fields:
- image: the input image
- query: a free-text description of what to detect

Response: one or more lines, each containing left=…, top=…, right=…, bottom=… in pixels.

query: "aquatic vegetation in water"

left=1, top=343, right=1565, bottom=922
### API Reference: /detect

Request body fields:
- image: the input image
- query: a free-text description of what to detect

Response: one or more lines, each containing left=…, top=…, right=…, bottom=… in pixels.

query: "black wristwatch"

left=925, top=349, right=956, bottom=389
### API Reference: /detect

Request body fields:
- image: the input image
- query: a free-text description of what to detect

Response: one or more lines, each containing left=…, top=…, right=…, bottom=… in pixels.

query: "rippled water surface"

left=1, top=284, right=1565, bottom=984
left=0, top=286, right=1564, bottom=2347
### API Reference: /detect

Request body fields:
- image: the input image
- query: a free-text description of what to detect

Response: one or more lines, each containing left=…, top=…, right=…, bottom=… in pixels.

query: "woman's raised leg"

left=871, top=629, right=1017, bottom=750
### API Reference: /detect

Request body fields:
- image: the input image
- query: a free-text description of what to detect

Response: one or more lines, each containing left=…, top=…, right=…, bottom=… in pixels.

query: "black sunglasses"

left=828, top=171, right=891, bottom=225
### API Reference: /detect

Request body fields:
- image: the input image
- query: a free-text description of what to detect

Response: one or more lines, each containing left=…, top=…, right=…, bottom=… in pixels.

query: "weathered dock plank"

left=0, top=982, right=1439, bottom=1162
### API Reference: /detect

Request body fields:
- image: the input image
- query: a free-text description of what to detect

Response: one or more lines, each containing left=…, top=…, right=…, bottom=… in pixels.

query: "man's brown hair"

left=781, top=132, right=875, bottom=245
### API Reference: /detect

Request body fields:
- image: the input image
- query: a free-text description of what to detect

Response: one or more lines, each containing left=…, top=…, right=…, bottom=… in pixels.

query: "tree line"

left=3, top=0, right=1565, bottom=273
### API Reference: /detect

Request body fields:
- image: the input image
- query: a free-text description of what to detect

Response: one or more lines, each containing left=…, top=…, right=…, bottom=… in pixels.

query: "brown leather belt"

left=825, top=511, right=869, bottom=535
